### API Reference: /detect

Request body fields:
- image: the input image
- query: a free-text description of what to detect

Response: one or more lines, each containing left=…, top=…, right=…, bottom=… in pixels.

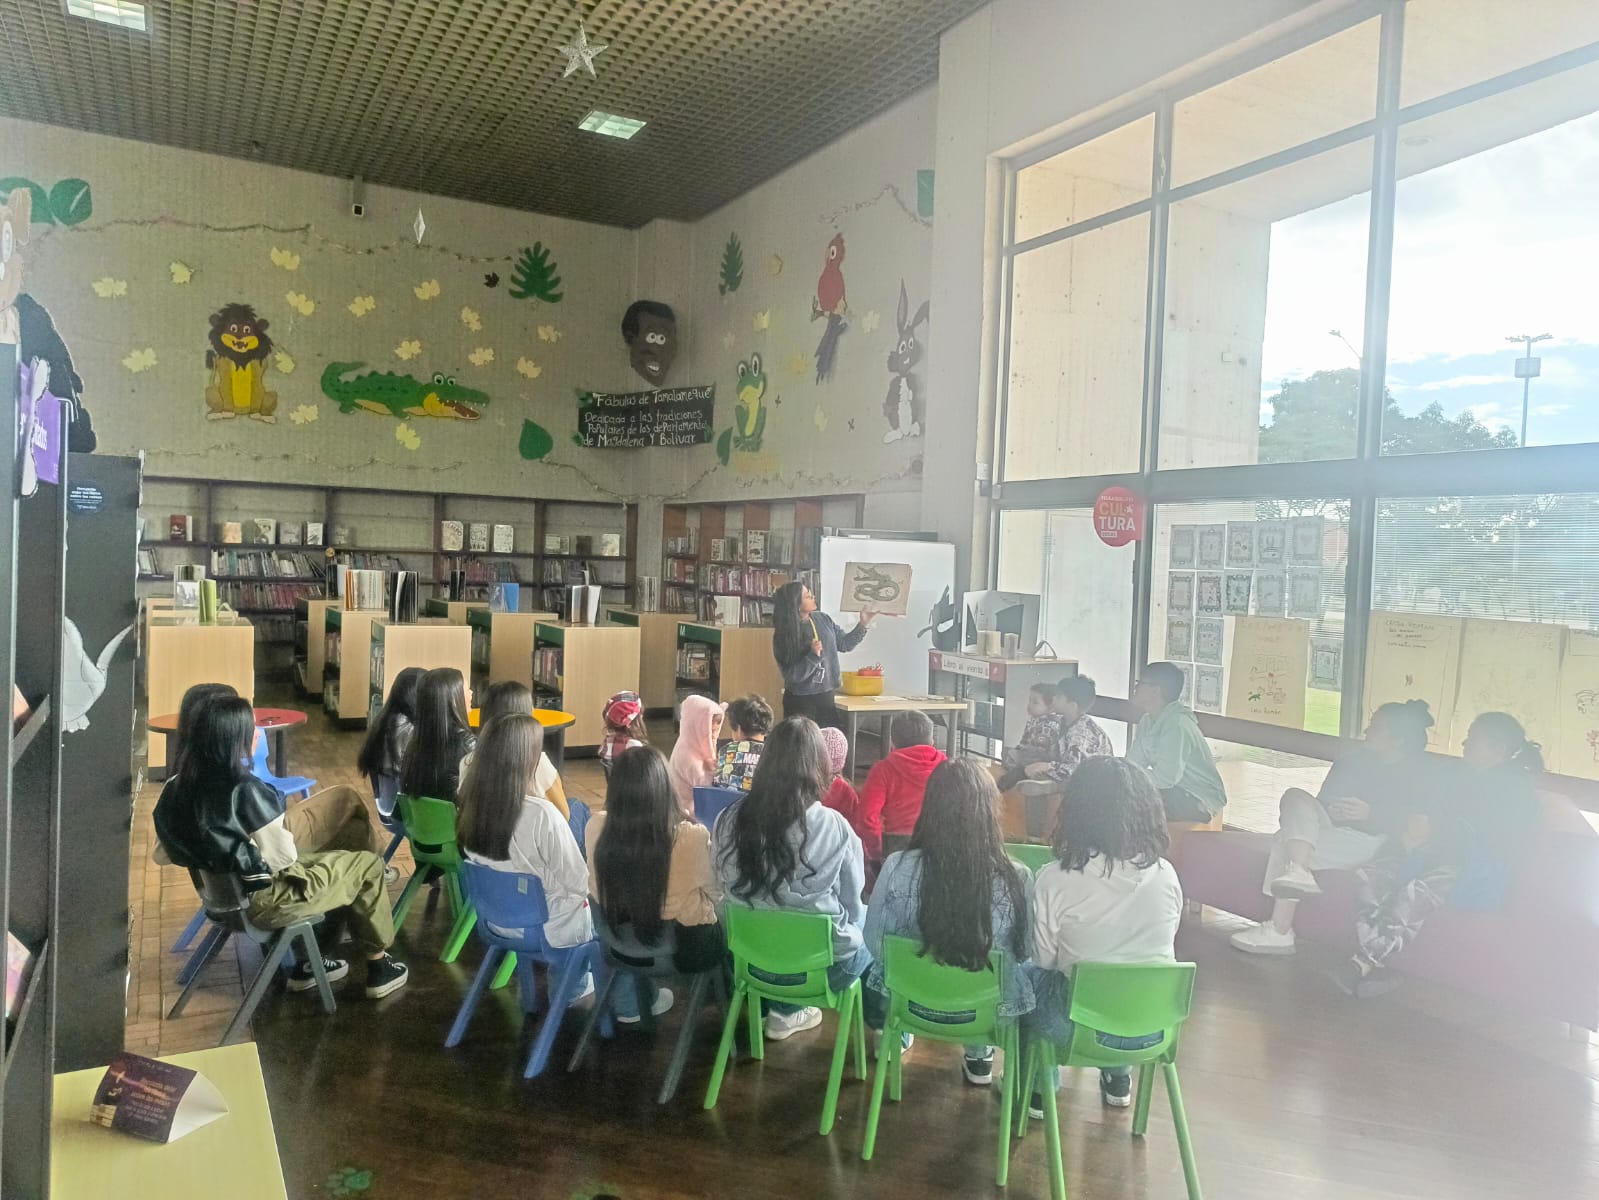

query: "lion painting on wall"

left=205, top=302, right=278, bottom=422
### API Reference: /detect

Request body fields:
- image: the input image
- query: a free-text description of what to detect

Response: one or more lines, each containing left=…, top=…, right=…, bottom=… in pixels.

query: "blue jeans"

left=767, top=943, right=871, bottom=1016
left=862, top=981, right=993, bottom=1059
left=609, top=973, right=660, bottom=1021
left=1025, top=968, right=1160, bottom=1091
left=567, top=799, right=591, bottom=858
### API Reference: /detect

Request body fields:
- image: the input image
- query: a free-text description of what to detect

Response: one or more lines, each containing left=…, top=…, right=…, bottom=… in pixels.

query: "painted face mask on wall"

left=621, top=300, right=678, bottom=385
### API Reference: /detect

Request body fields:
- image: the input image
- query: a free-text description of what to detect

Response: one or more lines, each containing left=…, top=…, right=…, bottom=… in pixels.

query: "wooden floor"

left=126, top=687, right=1599, bottom=1199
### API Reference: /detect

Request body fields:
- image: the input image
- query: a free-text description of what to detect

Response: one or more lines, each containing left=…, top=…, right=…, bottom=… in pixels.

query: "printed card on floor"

left=1168, top=571, right=1195, bottom=615
left=1196, top=573, right=1223, bottom=616
left=1166, top=615, right=1194, bottom=660
left=1224, top=571, right=1253, bottom=615
left=1195, top=664, right=1224, bottom=712
left=1255, top=570, right=1286, bottom=617
left=1196, top=524, right=1226, bottom=569
left=1194, top=617, right=1225, bottom=665
left=1225, top=522, right=1256, bottom=568
left=1290, top=515, right=1325, bottom=564
left=1169, top=524, right=1197, bottom=569
left=1289, top=568, right=1323, bottom=618
left=1256, top=520, right=1287, bottom=566
left=88, top=1052, right=228, bottom=1143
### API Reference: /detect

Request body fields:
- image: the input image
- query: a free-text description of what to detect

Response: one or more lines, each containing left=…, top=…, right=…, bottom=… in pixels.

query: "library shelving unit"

left=424, top=598, right=488, bottom=624
left=674, top=621, right=785, bottom=711
left=1, top=349, right=67, bottom=1197
left=369, top=620, right=472, bottom=719
left=661, top=495, right=864, bottom=626
left=139, top=476, right=639, bottom=670
left=322, top=607, right=383, bottom=726
left=532, top=621, right=640, bottom=750
left=467, top=608, right=559, bottom=705
left=294, top=596, right=340, bottom=696
left=603, top=609, right=681, bottom=713
left=145, top=615, right=256, bottom=772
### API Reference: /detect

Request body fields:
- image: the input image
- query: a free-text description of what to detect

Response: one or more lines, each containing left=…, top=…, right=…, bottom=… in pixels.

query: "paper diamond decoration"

left=413, top=209, right=427, bottom=245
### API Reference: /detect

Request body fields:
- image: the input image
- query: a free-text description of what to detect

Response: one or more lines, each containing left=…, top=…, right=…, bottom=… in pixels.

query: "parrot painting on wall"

left=811, top=233, right=848, bottom=383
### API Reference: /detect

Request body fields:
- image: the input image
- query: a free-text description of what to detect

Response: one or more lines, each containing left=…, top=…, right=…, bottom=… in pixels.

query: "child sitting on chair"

left=996, top=682, right=1065, bottom=790
left=712, top=694, right=773, bottom=792
left=599, top=691, right=648, bottom=773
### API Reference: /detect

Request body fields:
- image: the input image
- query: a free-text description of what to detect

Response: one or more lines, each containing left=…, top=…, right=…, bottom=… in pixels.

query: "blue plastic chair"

left=251, top=735, right=317, bottom=801
left=693, top=785, right=743, bottom=831
left=444, top=863, right=609, bottom=1078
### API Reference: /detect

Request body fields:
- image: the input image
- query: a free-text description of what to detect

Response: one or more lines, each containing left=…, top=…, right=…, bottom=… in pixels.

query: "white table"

left=834, top=693, right=970, bottom=779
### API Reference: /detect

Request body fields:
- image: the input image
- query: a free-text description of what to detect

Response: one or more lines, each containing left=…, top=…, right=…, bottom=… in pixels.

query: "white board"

left=821, top=535, right=956, bottom=695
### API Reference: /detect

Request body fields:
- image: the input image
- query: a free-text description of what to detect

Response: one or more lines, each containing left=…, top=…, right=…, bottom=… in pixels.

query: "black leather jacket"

left=153, top=774, right=281, bottom=893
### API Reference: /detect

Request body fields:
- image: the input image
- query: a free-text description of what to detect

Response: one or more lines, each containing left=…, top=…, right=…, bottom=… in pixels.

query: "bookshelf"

left=145, top=616, right=256, bottom=771
left=322, top=607, right=382, bottom=725
left=467, top=608, right=559, bottom=705
left=1, top=345, right=67, bottom=1197
left=424, top=599, right=489, bottom=624
left=661, top=496, right=863, bottom=626
left=369, top=620, right=472, bottom=719
left=532, top=622, right=640, bottom=750
left=603, top=609, right=681, bottom=712
left=294, top=597, right=340, bottom=696
left=674, top=621, right=785, bottom=711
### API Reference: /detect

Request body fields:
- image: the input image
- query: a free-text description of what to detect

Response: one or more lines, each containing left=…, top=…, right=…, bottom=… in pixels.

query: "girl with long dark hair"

left=398, top=667, right=476, bottom=804
left=154, top=695, right=407, bottom=998
left=713, top=716, right=868, bottom=1040
left=587, top=747, right=724, bottom=1021
left=358, top=666, right=424, bottom=817
left=1027, top=757, right=1182, bottom=1113
left=771, top=581, right=875, bottom=727
left=456, top=714, right=591, bottom=949
left=463, top=681, right=581, bottom=837
left=168, top=681, right=239, bottom=779
left=863, top=760, right=1034, bottom=1085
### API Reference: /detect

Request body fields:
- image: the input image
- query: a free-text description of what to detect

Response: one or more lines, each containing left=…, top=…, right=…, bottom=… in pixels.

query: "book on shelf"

left=305, top=522, right=325, bottom=546
left=218, top=521, right=243, bottom=545
left=677, top=641, right=715, bottom=682
left=741, top=597, right=775, bottom=626
left=468, top=522, right=489, bottom=552
left=280, top=524, right=301, bottom=546
left=490, top=582, right=520, bottom=613
left=665, top=533, right=697, bottom=556
left=599, top=532, right=621, bottom=558
left=492, top=524, right=515, bottom=554
left=637, top=576, right=660, bottom=612
left=331, top=524, right=352, bottom=545
left=138, top=549, right=158, bottom=575
left=573, top=534, right=594, bottom=556
left=247, top=518, right=277, bottom=545
left=711, top=594, right=741, bottom=626
left=390, top=571, right=421, bottom=623
left=168, top=514, right=194, bottom=541
left=533, top=645, right=564, bottom=691
left=544, top=533, right=570, bottom=555
left=745, top=530, right=767, bottom=564
left=6, top=929, right=35, bottom=1020
left=441, top=520, right=465, bottom=552
left=766, top=531, right=793, bottom=566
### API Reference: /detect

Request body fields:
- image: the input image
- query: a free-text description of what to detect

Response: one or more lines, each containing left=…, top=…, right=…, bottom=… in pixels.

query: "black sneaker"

left=1028, top=1092, right=1046, bottom=1121
left=286, top=957, right=348, bottom=992
left=364, top=954, right=409, bottom=999
left=962, top=1053, right=994, bottom=1087
left=1100, top=1071, right=1132, bottom=1108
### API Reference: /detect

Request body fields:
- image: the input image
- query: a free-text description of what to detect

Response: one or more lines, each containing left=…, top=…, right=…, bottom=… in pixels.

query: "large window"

left=994, top=2, right=1599, bottom=785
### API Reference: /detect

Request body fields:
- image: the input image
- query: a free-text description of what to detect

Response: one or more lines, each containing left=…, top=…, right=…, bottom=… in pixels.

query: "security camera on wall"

left=349, top=175, right=366, bottom=218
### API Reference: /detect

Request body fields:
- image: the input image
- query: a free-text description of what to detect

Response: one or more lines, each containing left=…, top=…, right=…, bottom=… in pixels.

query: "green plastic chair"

left=390, top=794, right=478, bottom=964
left=861, top=935, right=1021, bottom=1186
left=1020, top=962, right=1202, bottom=1200
left=1005, top=842, right=1056, bottom=875
left=703, top=905, right=868, bottom=1136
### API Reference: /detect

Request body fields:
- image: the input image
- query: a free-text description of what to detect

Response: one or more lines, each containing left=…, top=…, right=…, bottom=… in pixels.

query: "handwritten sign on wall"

left=575, top=385, right=715, bottom=448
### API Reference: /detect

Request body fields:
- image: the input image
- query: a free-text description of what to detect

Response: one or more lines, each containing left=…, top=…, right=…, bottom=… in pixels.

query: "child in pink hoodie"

left=669, top=694, right=724, bottom=818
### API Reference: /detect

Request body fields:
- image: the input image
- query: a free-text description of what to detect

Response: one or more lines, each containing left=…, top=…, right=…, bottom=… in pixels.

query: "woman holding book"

left=772, top=581, right=874, bottom=730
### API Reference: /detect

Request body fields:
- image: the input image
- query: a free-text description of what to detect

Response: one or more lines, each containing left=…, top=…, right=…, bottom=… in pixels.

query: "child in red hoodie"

left=859, top=710, right=946, bottom=867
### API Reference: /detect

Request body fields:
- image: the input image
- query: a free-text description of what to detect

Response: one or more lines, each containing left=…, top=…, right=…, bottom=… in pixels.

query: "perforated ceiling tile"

left=0, top=0, right=982, bottom=227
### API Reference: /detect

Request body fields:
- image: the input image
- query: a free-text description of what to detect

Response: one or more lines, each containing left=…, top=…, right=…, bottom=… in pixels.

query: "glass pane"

left=1003, top=218, right=1149, bottom=481
left=1385, top=64, right=1599, bottom=452
left=1207, top=738, right=1331, bottom=834
left=998, top=507, right=1133, bottom=733
left=1013, top=114, right=1154, bottom=244
left=1147, top=499, right=1349, bottom=734
left=1171, top=18, right=1379, bottom=186
left=1401, top=0, right=1599, bottom=108
left=1371, top=491, right=1599, bottom=775
left=1159, top=140, right=1372, bottom=468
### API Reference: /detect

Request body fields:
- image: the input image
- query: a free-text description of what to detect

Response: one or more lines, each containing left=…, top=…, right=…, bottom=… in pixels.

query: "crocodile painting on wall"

left=319, top=362, right=489, bottom=421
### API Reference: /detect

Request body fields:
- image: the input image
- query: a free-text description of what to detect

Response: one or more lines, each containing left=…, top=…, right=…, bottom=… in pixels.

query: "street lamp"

left=1506, top=332, right=1552, bottom=446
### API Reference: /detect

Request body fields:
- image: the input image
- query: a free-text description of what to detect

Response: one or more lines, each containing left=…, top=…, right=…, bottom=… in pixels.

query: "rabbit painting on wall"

left=882, top=281, right=929, bottom=444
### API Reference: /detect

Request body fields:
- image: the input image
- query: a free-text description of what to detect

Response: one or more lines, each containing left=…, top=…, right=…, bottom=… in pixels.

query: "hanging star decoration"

left=559, top=22, right=608, bottom=78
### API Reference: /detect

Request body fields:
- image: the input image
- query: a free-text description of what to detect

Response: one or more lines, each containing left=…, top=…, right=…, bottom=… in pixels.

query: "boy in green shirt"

left=1128, top=662, right=1227, bottom=822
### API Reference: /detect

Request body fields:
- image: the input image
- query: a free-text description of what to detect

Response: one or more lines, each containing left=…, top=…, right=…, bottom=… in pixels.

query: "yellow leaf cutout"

left=274, top=350, right=296, bottom=375
left=787, top=353, right=809, bottom=378
left=289, top=404, right=319, bottom=425
left=285, top=291, right=315, bottom=316
left=395, top=340, right=422, bottom=361
left=861, top=309, right=881, bottom=334
left=169, top=261, right=193, bottom=284
left=270, top=247, right=302, bottom=271
left=92, top=277, right=128, bottom=298
left=721, top=331, right=736, bottom=351
left=813, top=406, right=829, bottom=432
left=395, top=423, right=421, bottom=450
left=753, top=310, right=771, bottom=332
left=460, top=306, right=482, bottom=332
left=515, top=357, right=543, bottom=379
left=468, top=347, right=495, bottom=367
left=536, top=324, right=562, bottom=342
left=769, top=254, right=784, bottom=277
left=348, top=295, right=376, bottom=317
left=414, top=279, right=441, bottom=301
left=122, top=348, right=157, bottom=373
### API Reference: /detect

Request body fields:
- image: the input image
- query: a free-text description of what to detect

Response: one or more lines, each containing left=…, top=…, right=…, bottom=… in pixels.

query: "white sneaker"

left=571, top=974, right=596, bottom=1004
left=764, top=1006, right=823, bottom=1041
left=1269, top=864, right=1322, bottom=897
left=872, top=1030, right=914, bottom=1056
left=616, top=986, right=675, bottom=1024
left=1230, top=923, right=1297, bottom=955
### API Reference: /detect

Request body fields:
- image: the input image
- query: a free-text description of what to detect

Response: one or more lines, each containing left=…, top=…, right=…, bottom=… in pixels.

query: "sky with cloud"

left=1258, top=107, right=1599, bottom=445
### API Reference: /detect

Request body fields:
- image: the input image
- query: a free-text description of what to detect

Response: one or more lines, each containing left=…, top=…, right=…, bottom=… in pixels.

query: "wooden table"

left=148, top=707, right=308, bottom=777
left=834, top=693, right=970, bottom=780
left=468, top=706, right=577, bottom=769
left=52, top=1043, right=288, bottom=1199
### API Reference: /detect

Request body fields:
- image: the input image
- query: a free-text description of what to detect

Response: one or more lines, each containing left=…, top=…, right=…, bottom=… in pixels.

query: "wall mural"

left=509, top=242, right=563, bottom=303
left=811, top=233, right=848, bottom=382
left=718, top=232, right=743, bottom=295
left=715, top=352, right=767, bottom=465
left=882, top=281, right=928, bottom=444
left=620, top=300, right=677, bottom=386
left=519, top=419, right=555, bottom=461
left=320, top=362, right=488, bottom=421
left=204, top=303, right=279, bottom=422
left=0, top=176, right=92, bottom=226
